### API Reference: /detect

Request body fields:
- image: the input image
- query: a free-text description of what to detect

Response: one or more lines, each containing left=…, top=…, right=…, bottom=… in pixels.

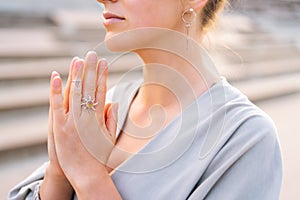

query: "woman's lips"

left=102, top=12, right=125, bottom=26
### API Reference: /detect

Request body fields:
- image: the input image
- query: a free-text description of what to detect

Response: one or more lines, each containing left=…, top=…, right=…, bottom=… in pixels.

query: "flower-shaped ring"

left=81, top=95, right=98, bottom=111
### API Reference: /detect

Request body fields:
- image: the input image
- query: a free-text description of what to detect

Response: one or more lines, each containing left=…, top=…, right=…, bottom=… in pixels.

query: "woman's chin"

left=103, top=28, right=167, bottom=53
left=104, top=30, right=142, bottom=53
left=104, top=32, right=129, bottom=52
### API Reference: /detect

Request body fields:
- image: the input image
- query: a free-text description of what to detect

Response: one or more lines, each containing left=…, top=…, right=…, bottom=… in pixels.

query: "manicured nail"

left=53, top=77, right=61, bottom=87
left=76, top=60, right=84, bottom=71
left=51, top=71, right=59, bottom=83
left=100, top=59, right=108, bottom=70
left=51, top=71, right=59, bottom=78
left=72, top=56, right=79, bottom=62
left=87, top=51, right=98, bottom=63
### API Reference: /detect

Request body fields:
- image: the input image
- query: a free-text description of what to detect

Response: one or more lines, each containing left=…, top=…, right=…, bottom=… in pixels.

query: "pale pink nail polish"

left=100, top=59, right=108, bottom=70
left=76, top=60, right=84, bottom=71
left=87, top=51, right=98, bottom=63
left=53, top=77, right=60, bottom=87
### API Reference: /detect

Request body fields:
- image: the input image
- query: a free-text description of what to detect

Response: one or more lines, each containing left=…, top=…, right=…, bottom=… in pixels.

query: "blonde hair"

left=201, top=0, right=228, bottom=33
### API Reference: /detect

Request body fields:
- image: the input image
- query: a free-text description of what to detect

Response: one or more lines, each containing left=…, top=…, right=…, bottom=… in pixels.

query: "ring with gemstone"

left=81, top=95, right=98, bottom=110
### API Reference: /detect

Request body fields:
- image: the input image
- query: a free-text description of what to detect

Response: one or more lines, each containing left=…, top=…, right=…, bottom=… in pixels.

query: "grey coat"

left=8, top=78, right=282, bottom=200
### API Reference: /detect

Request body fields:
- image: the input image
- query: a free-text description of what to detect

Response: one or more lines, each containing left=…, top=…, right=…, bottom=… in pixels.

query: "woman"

left=9, top=0, right=282, bottom=199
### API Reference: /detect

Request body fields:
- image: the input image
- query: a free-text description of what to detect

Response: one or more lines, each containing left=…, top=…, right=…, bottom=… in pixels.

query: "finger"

left=49, top=72, right=58, bottom=146
left=104, top=103, right=111, bottom=125
left=48, top=106, right=53, bottom=139
left=64, top=57, right=79, bottom=113
left=47, top=105, right=58, bottom=162
left=82, top=51, right=98, bottom=101
left=50, top=72, right=65, bottom=127
left=70, top=59, right=84, bottom=118
left=49, top=71, right=60, bottom=108
left=69, top=59, right=84, bottom=112
left=95, top=59, right=108, bottom=122
left=48, top=76, right=55, bottom=156
left=105, top=103, right=118, bottom=144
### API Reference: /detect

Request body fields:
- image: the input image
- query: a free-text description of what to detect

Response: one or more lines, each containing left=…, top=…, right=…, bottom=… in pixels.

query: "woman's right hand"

left=40, top=58, right=80, bottom=199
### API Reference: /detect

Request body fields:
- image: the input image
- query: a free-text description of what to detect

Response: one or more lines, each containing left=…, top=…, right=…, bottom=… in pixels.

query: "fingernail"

left=100, top=59, right=107, bottom=70
left=51, top=71, right=59, bottom=79
left=76, top=60, right=84, bottom=71
left=53, top=77, right=61, bottom=87
left=87, top=51, right=98, bottom=63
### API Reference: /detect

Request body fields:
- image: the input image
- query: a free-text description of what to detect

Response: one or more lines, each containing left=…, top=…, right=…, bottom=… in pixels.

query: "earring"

left=181, top=8, right=197, bottom=50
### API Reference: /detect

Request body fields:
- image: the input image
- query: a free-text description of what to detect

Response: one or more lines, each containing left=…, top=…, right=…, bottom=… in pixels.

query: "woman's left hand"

left=49, top=51, right=120, bottom=198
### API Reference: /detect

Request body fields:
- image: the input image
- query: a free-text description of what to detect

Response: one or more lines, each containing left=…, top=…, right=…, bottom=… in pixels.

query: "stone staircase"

left=0, top=5, right=300, bottom=199
left=1, top=8, right=300, bottom=154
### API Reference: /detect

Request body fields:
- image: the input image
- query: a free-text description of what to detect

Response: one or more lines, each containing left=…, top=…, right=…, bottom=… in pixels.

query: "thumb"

left=105, top=103, right=119, bottom=144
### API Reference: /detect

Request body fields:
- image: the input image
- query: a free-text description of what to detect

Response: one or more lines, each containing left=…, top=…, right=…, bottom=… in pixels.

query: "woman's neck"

left=134, top=48, right=219, bottom=109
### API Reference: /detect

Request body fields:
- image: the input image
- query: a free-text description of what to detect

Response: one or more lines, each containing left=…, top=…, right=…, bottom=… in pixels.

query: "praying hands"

left=40, top=51, right=122, bottom=200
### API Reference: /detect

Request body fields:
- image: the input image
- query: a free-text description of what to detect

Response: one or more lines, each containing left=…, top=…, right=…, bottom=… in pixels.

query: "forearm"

left=40, top=164, right=73, bottom=200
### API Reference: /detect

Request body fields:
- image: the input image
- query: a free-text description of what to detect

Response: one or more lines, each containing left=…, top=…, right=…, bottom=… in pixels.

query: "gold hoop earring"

left=181, top=8, right=197, bottom=50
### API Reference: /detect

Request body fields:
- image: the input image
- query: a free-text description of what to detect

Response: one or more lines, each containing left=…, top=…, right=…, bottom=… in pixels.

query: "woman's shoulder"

left=200, top=77, right=280, bottom=155
left=222, top=78, right=277, bottom=137
left=213, top=78, right=280, bottom=155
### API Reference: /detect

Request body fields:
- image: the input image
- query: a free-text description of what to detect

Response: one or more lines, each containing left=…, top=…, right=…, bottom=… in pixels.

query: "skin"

left=40, top=0, right=220, bottom=199
left=40, top=54, right=121, bottom=199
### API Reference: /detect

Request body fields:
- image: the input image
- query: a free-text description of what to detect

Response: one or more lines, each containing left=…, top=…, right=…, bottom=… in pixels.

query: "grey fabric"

left=8, top=163, right=45, bottom=200
left=8, top=78, right=282, bottom=200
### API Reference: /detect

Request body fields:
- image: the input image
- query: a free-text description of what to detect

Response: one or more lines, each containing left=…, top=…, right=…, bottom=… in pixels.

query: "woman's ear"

left=185, top=0, right=208, bottom=12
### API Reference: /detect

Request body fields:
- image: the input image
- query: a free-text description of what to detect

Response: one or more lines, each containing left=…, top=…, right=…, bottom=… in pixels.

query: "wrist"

left=72, top=165, right=110, bottom=198
left=72, top=164, right=122, bottom=200
left=73, top=163, right=107, bottom=189
left=45, top=163, right=68, bottom=181
left=75, top=174, right=115, bottom=200
left=39, top=163, right=73, bottom=200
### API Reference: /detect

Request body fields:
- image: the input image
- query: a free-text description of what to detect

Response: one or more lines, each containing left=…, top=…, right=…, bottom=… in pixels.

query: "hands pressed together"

left=40, top=51, right=122, bottom=200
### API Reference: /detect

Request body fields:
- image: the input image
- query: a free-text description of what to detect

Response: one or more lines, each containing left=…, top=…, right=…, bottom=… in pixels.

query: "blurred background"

left=0, top=0, right=299, bottom=199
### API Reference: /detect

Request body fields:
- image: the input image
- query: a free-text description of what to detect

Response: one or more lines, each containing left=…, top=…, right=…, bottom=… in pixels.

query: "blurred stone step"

left=0, top=11, right=52, bottom=28
left=0, top=54, right=142, bottom=81
left=217, top=13, right=261, bottom=34
left=51, top=10, right=102, bottom=31
left=0, top=70, right=142, bottom=111
left=219, top=56, right=300, bottom=81
left=0, top=81, right=50, bottom=111
left=55, top=28, right=105, bottom=43
left=231, top=73, right=300, bottom=102
left=51, top=10, right=106, bottom=43
left=0, top=28, right=72, bottom=59
left=217, top=43, right=300, bottom=63
left=0, top=0, right=99, bottom=16
left=0, top=107, right=48, bottom=152
left=209, top=32, right=280, bottom=49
